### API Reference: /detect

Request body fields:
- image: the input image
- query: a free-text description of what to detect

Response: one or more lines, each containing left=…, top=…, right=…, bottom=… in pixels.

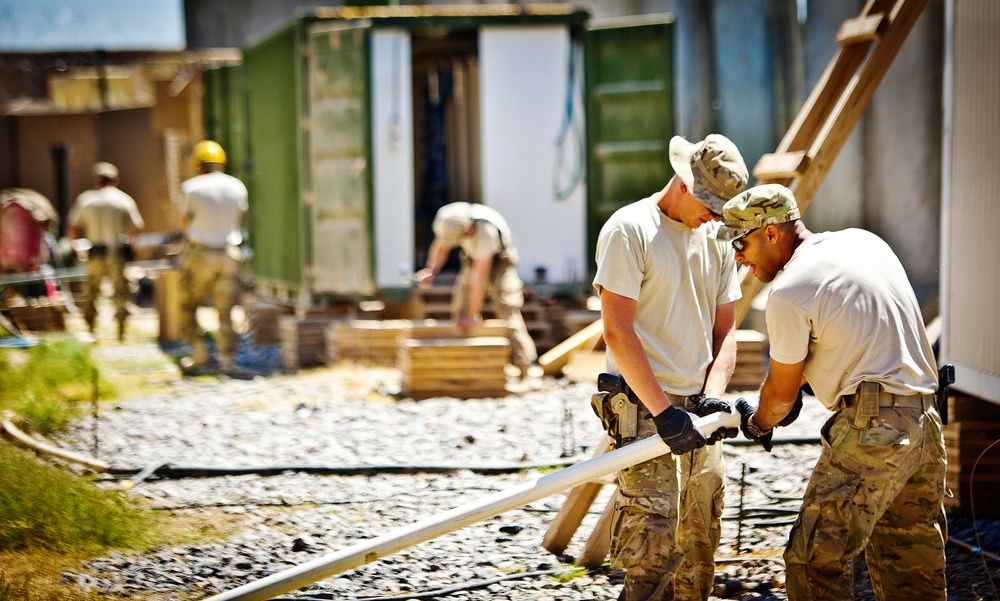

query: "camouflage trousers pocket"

left=859, top=419, right=910, bottom=447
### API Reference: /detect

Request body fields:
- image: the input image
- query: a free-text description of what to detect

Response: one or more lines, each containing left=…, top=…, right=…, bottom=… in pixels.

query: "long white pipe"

left=203, top=411, right=740, bottom=601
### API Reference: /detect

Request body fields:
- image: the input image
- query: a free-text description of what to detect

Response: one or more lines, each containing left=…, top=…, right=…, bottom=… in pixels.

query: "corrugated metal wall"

left=244, top=24, right=306, bottom=294
left=944, top=0, right=1000, bottom=401
left=203, top=64, right=250, bottom=185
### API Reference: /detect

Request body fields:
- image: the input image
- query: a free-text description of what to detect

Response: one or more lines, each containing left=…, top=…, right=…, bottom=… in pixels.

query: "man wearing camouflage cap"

left=593, top=133, right=747, bottom=601
left=715, top=183, right=947, bottom=600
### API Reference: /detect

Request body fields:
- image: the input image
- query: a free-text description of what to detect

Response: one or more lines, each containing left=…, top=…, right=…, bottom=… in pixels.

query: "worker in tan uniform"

left=67, top=162, right=144, bottom=340
left=718, top=184, right=947, bottom=601
left=413, top=202, right=537, bottom=379
left=177, top=140, right=249, bottom=379
left=593, top=133, right=747, bottom=601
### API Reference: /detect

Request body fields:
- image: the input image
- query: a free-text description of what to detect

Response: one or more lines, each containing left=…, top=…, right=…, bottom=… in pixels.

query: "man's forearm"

left=703, top=328, right=737, bottom=398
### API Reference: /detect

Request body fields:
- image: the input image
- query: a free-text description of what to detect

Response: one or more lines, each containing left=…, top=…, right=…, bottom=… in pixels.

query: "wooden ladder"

left=541, top=0, right=929, bottom=565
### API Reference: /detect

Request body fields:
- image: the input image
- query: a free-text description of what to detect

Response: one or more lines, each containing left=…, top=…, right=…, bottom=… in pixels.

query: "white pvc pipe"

left=203, top=411, right=741, bottom=601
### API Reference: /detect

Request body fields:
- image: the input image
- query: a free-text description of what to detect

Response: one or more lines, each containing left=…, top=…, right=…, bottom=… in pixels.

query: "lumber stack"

left=729, top=329, right=768, bottom=392
left=398, top=320, right=513, bottom=399
left=279, top=313, right=339, bottom=371
left=325, top=319, right=413, bottom=366
left=943, top=394, right=1000, bottom=518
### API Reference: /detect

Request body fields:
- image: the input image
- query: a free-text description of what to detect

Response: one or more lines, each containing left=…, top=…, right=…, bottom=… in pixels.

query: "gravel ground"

left=46, top=330, right=1000, bottom=601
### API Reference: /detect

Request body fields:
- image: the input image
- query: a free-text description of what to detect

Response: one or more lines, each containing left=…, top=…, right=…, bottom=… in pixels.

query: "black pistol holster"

left=591, top=373, right=640, bottom=450
left=938, top=364, right=955, bottom=425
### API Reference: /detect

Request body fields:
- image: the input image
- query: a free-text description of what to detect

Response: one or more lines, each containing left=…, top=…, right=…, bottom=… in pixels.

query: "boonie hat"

left=711, top=183, right=800, bottom=242
left=432, top=203, right=473, bottom=247
left=668, top=134, right=749, bottom=214
left=93, top=162, right=119, bottom=179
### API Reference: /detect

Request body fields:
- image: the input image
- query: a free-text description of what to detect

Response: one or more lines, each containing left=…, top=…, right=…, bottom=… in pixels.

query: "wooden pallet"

left=326, top=319, right=414, bottom=366
left=279, top=313, right=340, bottom=371
left=410, top=285, right=555, bottom=354
left=245, top=297, right=294, bottom=346
left=399, top=336, right=511, bottom=399
left=943, top=395, right=1000, bottom=517
left=3, top=298, right=66, bottom=332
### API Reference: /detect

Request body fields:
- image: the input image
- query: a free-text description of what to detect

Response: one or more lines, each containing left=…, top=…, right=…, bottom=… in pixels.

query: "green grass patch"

left=0, top=441, right=156, bottom=553
left=0, top=339, right=116, bottom=435
left=552, top=565, right=589, bottom=583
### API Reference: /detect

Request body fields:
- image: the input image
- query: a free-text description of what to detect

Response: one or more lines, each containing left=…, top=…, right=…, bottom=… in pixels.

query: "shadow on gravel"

left=158, top=333, right=283, bottom=379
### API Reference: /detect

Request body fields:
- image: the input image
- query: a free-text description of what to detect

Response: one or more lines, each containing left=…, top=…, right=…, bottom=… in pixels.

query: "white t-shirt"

left=766, top=229, right=937, bottom=409
left=180, top=172, right=248, bottom=248
left=68, top=187, right=144, bottom=246
left=593, top=196, right=741, bottom=395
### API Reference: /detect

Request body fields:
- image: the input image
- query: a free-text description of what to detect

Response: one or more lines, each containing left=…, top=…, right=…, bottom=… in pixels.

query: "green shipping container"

left=234, top=6, right=674, bottom=305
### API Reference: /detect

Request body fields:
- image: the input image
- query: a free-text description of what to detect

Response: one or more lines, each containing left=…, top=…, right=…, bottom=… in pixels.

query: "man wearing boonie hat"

left=720, top=184, right=947, bottom=600
left=413, top=202, right=537, bottom=381
left=592, top=133, right=747, bottom=601
left=67, top=161, right=145, bottom=340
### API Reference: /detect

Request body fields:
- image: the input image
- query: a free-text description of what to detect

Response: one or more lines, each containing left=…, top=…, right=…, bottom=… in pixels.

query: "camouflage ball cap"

left=668, top=134, right=749, bottom=214
left=712, top=183, right=800, bottom=241
left=432, top=202, right=473, bottom=247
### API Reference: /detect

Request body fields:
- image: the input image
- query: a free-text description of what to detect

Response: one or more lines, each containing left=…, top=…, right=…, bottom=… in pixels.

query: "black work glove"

left=777, top=386, right=806, bottom=427
left=652, top=406, right=707, bottom=455
left=736, top=398, right=773, bottom=452
left=688, top=394, right=731, bottom=417
left=688, top=395, right=739, bottom=444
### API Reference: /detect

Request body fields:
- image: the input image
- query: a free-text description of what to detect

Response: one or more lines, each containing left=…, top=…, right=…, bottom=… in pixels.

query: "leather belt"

left=842, top=391, right=934, bottom=411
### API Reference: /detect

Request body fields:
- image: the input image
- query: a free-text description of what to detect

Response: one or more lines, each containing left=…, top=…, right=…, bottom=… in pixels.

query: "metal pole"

left=203, top=411, right=740, bottom=601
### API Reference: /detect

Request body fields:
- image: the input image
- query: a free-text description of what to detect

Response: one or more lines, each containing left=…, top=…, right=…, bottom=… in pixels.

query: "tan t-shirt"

left=433, top=202, right=518, bottom=264
left=68, top=187, right=144, bottom=246
left=766, top=229, right=937, bottom=409
left=593, top=196, right=741, bottom=395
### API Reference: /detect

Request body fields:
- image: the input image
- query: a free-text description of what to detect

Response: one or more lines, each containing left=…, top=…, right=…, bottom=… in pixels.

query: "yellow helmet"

left=190, top=140, right=227, bottom=170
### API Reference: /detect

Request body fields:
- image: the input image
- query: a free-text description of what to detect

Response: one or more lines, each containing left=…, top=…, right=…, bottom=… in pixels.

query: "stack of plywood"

left=279, top=313, right=339, bottom=371
left=728, top=329, right=769, bottom=392
left=943, top=394, right=1000, bottom=518
left=399, top=320, right=512, bottom=399
left=325, top=319, right=413, bottom=366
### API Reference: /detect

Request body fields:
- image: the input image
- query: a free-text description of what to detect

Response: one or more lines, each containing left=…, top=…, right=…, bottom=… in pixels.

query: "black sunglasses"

left=731, top=229, right=759, bottom=252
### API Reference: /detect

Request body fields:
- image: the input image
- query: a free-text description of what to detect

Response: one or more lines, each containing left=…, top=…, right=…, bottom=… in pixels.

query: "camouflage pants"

left=784, top=404, right=947, bottom=601
left=179, top=245, right=241, bottom=367
left=451, top=257, right=538, bottom=370
left=83, top=252, right=129, bottom=329
left=611, top=409, right=726, bottom=601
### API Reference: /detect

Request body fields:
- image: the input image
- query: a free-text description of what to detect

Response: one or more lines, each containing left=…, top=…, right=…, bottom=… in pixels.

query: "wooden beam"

left=792, top=0, right=929, bottom=211
left=538, top=318, right=604, bottom=376
left=836, top=14, right=888, bottom=45
left=541, top=440, right=611, bottom=555
left=577, top=488, right=618, bottom=567
left=752, top=151, right=811, bottom=181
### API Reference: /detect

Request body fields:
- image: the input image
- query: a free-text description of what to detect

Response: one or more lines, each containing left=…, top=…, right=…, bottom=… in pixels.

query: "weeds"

left=0, top=339, right=157, bottom=600
left=0, top=441, right=156, bottom=552
left=0, top=339, right=115, bottom=435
